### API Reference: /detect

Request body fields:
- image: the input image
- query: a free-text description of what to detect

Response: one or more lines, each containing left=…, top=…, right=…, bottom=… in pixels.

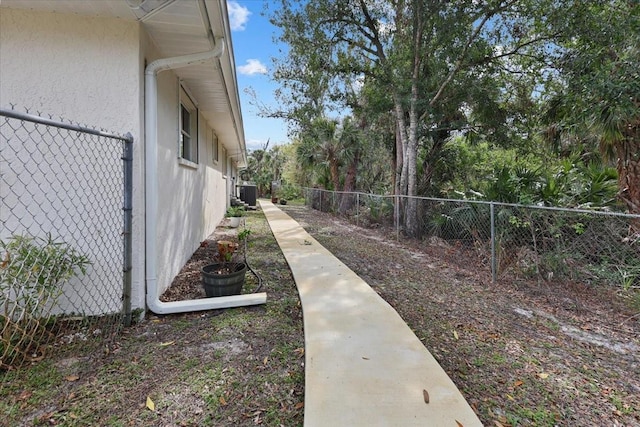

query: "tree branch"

left=427, top=0, right=519, bottom=111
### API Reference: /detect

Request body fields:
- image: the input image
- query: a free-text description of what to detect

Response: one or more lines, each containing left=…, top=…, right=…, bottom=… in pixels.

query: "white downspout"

left=145, top=39, right=266, bottom=314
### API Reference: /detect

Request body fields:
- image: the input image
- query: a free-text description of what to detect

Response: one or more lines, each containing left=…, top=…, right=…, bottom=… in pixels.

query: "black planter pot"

left=201, top=262, right=247, bottom=297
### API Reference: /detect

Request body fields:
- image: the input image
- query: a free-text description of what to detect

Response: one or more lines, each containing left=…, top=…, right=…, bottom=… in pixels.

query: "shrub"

left=0, top=234, right=90, bottom=369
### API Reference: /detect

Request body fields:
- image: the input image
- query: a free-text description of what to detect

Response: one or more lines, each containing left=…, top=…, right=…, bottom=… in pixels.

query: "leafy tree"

left=270, top=0, right=566, bottom=236
left=241, top=141, right=288, bottom=197
left=543, top=1, right=640, bottom=220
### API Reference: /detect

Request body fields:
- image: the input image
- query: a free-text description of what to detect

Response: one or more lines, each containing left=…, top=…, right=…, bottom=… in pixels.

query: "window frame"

left=211, top=128, right=219, bottom=164
left=221, top=146, right=227, bottom=177
left=179, top=86, right=198, bottom=164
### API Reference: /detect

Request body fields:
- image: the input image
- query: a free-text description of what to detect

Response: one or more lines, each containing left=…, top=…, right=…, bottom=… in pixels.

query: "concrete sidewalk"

left=260, top=201, right=482, bottom=427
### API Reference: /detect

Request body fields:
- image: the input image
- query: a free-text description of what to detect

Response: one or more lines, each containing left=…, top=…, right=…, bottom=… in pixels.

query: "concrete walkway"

left=260, top=201, right=482, bottom=427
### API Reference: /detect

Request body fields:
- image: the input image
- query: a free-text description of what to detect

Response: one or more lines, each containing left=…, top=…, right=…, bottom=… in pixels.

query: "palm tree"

left=544, top=1, right=639, bottom=227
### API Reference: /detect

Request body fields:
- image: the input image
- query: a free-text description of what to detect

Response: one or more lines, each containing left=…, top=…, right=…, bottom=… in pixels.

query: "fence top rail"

left=1, top=108, right=133, bottom=143
left=302, top=187, right=640, bottom=219
left=305, top=188, right=396, bottom=198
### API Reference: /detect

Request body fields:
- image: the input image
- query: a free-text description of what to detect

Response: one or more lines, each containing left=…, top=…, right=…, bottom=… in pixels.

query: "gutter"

left=144, top=37, right=266, bottom=314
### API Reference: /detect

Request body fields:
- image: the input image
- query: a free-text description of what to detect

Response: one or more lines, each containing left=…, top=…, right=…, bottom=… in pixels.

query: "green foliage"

left=237, top=229, right=252, bottom=242
left=541, top=0, right=640, bottom=214
left=362, top=196, right=394, bottom=225
left=0, top=234, right=90, bottom=369
left=482, top=161, right=618, bottom=208
left=429, top=204, right=491, bottom=243
left=226, top=206, right=245, bottom=218
left=280, top=183, right=301, bottom=201
left=434, top=135, right=619, bottom=210
left=269, top=0, right=637, bottom=219
left=1, top=234, right=89, bottom=292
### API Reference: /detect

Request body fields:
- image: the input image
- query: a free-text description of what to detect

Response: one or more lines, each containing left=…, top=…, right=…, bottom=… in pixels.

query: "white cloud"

left=227, top=1, right=251, bottom=31
left=238, top=59, right=268, bottom=76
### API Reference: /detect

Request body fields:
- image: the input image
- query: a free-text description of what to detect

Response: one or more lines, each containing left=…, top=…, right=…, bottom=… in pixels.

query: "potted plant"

left=226, top=206, right=245, bottom=228
left=201, top=229, right=251, bottom=297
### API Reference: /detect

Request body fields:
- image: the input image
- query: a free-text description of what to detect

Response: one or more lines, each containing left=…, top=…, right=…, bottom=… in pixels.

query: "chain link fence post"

left=122, top=133, right=134, bottom=326
left=490, top=202, right=496, bottom=283
left=395, top=194, right=400, bottom=241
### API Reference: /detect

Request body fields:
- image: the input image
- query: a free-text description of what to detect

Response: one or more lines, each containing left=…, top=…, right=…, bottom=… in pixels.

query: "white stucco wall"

left=0, top=8, right=145, bottom=315
left=0, top=7, right=239, bottom=313
left=152, top=70, right=230, bottom=293
left=0, top=8, right=140, bottom=131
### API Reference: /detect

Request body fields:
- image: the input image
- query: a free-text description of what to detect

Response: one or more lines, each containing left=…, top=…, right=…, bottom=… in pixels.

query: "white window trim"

left=179, top=85, right=198, bottom=164
left=222, top=146, right=227, bottom=178
left=178, top=157, right=198, bottom=169
left=212, top=128, right=219, bottom=164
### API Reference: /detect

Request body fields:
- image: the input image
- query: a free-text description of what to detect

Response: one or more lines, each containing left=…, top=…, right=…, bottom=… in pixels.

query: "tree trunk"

left=393, top=123, right=402, bottom=196
left=404, top=123, right=419, bottom=237
left=393, top=94, right=409, bottom=198
left=339, top=149, right=359, bottom=214
left=328, top=154, right=340, bottom=192
left=616, top=124, right=640, bottom=232
left=403, top=28, right=423, bottom=238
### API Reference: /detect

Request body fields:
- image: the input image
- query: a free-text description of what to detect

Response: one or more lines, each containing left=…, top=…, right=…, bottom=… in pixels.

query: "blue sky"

left=227, top=1, right=289, bottom=151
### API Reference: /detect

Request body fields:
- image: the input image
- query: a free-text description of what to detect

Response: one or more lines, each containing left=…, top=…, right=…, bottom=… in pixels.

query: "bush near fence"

left=304, top=188, right=640, bottom=290
left=0, top=108, right=133, bottom=371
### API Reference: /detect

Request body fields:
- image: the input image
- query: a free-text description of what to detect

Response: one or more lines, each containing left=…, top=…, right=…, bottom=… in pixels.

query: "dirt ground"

left=2, top=203, right=639, bottom=426
left=0, top=211, right=305, bottom=427
left=279, top=203, right=640, bottom=426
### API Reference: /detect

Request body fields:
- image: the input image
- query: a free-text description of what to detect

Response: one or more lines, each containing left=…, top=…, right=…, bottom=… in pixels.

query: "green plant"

left=281, top=183, right=301, bottom=201
left=226, top=206, right=245, bottom=218
left=0, top=234, right=90, bottom=369
left=237, top=229, right=252, bottom=242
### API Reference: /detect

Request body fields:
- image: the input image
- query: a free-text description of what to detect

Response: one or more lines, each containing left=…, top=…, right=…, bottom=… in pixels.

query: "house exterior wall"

left=1, top=7, right=236, bottom=313
left=0, top=8, right=146, bottom=315
left=0, top=8, right=140, bottom=132
left=152, top=69, right=231, bottom=294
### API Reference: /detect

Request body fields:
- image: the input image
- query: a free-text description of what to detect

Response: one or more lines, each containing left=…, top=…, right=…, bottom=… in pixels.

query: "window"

left=179, top=87, right=198, bottom=163
left=222, top=146, right=227, bottom=176
left=212, top=129, right=219, bottom=163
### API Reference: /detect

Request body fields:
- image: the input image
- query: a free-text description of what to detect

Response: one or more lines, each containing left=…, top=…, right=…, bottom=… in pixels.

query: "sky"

left=227, top=0, right=289, bottom=152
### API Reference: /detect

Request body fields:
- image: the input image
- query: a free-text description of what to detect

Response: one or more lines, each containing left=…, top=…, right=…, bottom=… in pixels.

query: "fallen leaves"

left=146, top=396, right=155, bottom=411
left=17, top=390, right=32, bottom=401
left=423, top=389, right=430, bottom=404
left=65, top=375, right=80, bottom=382
left=537, top=373, right=550, bottom=379
left=494, top=415, right=509, bottom=426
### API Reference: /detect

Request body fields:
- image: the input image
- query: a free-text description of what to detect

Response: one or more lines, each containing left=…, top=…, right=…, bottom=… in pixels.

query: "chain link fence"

left=303, top=188, right=640, bottom=289
left=0, top=107, right=133, bottom=371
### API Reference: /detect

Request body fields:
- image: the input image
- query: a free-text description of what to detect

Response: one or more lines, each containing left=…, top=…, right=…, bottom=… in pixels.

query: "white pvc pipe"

left=144, top=38, right=266, bottom=314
